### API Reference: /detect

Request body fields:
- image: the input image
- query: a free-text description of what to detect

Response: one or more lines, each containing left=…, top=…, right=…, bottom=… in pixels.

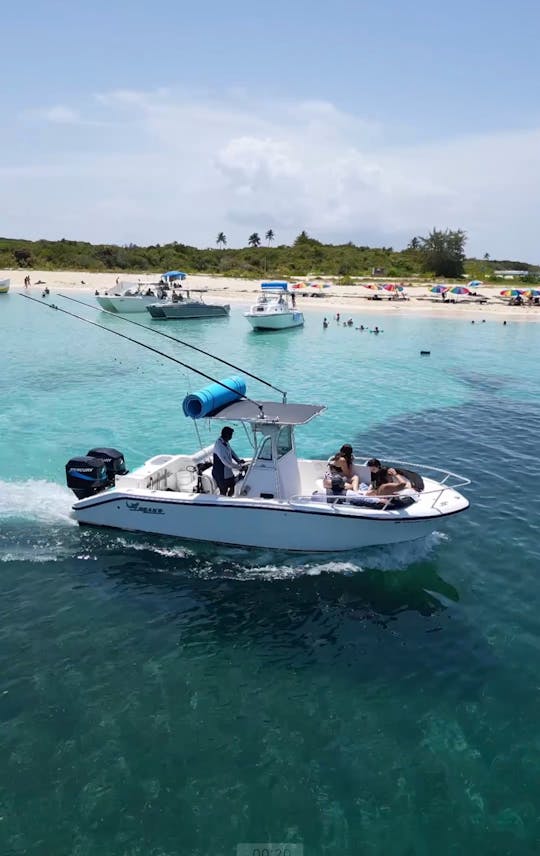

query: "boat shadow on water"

left=81, top=535, right=497, bottom=698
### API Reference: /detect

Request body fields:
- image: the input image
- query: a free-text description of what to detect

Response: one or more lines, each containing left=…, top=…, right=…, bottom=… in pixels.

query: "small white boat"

left=96, top=270, right=186, bottom=314
left=245, top=282, right=304, bottom=330
left=96, top=281, right=170, bottom=313
left=0, top=278, right=10, bottom=294
left=65, top=380, right=470, bottom=553
left=146, top=288, right=230, bottom=320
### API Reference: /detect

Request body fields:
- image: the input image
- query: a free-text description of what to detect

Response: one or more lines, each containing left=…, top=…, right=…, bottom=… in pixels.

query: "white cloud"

left=23, top=105, right=82, bottom=124
left=6, top=89, right=540, bottom=260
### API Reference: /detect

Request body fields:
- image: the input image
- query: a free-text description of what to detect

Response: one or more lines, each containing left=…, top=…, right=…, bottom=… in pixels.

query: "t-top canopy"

left=210, top=400, right=325, bottom=425
left=261, top=281, right=288, bottom=291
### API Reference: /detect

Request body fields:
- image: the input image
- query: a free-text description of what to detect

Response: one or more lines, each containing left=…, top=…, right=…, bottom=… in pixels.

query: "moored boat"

left=245, top=281, right=304, bottom=330
left=146, top=288, right=230, bottom=319
left=95, top=271, right=186, bottom=313
left=0, top=278, right=10, bottom=294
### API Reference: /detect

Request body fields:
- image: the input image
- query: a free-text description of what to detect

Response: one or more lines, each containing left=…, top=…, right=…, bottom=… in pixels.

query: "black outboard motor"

left=65, top=456, right=109, bottom=499
left=86, top=448, right=128, bottom=483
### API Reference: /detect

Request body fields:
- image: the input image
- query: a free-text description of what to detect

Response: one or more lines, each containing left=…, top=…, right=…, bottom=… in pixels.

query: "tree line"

left=0, top=229, right=537, bottom=280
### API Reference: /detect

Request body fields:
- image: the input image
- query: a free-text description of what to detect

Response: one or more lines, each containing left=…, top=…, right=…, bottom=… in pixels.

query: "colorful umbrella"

left=500, top=289, right=524, bottom=297
left=430, top=285, right=448, bottom=293
left=308, top=282, right=331, bottom=289
left=522, top=288, right=540, bottom=297
left=291, top=282, right=307, bottom=289
left=383, top=283, right=404, bottom=292
left=447, top=286, right=471, bottom=295
left=363, top=283, right=383, bottom=290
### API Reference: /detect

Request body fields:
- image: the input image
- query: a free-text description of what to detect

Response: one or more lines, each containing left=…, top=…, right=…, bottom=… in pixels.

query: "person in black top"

left=366, top=458, right=411, bottom=496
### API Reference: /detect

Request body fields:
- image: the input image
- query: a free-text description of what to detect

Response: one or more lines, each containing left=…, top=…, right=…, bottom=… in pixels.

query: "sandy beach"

left=3, top=268, right=540, bottom=322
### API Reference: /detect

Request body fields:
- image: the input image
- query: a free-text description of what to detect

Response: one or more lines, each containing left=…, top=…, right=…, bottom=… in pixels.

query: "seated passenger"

left=323, top=463, right=352, bottom=496
left=331, top=444, right=359, bottom=491
left=366, top=458, right=411, bottom=496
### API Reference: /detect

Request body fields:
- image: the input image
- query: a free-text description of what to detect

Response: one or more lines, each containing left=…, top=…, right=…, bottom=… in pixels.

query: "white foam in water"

left=0, top=479, right=76, bottom=525
left=360, top=530, right=448, bottom=570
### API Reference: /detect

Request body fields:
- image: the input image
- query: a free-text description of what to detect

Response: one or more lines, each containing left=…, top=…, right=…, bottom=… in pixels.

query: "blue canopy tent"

left=161, top=271, right=187, bottom=282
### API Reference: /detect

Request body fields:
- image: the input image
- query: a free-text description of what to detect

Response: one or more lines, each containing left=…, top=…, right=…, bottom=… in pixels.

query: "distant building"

left=494, top=270, right=529, bottom=279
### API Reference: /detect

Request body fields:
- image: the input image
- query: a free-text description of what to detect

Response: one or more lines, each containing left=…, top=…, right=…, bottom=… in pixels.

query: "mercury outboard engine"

left=86, top=448, right=128, bottom=482
left=65, top=456, right=109, bottom=500
left=65, top=447, right=127, bottom=499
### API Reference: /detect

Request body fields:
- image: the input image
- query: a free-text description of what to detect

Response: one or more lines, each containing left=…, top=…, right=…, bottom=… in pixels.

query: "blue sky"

left=3, top=0, right=540, bottom=259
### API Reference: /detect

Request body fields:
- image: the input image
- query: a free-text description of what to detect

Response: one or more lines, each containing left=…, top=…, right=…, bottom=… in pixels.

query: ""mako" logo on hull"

left=126, top=501, right=165, bottom=515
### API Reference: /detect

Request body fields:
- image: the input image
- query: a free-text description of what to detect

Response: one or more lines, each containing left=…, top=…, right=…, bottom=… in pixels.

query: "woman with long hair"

left=332, top=444, right=359, bottom=491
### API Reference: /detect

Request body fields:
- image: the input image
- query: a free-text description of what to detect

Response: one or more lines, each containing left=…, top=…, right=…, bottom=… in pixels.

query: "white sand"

left=3, top=269, right=540, bottom=322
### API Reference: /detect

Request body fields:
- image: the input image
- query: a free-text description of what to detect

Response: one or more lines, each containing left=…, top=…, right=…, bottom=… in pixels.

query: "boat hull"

left=0, top=278, right=10, bottom=294
left=147, top=303, right=230, bottom=319
left=72, top=489, right=467, bottom=552
left=245, top=310, right=304, bottom=330
left=96, top=295, right=160, bottom=313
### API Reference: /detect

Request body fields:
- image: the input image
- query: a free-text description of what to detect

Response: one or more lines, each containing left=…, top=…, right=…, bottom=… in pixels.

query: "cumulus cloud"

left=6, top=89, right=540, bottom=259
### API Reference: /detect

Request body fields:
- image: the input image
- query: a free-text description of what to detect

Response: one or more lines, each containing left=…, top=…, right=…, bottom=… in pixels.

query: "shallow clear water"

left=1, top=291, right=540, bottom=855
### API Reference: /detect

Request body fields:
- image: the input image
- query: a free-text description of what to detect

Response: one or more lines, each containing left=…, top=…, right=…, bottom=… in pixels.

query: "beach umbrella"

left=308, top=282, right=331, bottom=289
left=500, top=289, right=524, bottom=297
left=291, top=282, right=307, bottom=289
left=363, top=283, right=383, bottom=290
left=383, top=283, right=404, bottom=292
left=430, top=285, right=449, bottom=293
left=524, top=288, right=540, bottom=296
left=468, top=280, right=482, bottom=288
left=447, top=286, right=471, bottom=295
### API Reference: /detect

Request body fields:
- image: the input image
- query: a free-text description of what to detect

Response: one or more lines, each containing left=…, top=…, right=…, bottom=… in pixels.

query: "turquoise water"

left=1, top=291, right=540, bottom=855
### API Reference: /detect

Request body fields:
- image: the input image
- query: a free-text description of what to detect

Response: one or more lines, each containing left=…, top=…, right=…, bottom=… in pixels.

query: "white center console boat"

left=245, top=282, right=304, bottom=330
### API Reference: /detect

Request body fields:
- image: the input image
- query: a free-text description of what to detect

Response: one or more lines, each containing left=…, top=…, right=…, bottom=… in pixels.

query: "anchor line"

left=20, top=293, right=266, bottom=415
left=58, top=292, right=287, bottom=401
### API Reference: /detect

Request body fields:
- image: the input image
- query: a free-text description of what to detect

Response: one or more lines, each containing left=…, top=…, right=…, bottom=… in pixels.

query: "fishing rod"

left=57, top=292, right=287, bottom=401
left=20, top=293, right=266, bottom=416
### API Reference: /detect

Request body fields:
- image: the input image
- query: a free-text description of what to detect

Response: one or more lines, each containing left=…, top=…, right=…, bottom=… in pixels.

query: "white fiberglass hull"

left=96, top=295, right=161, bottom=313
left=245, top=310, right=304, bottom=330
left=0, top=278, right=10, bottom=294
left=72, top=487, right=468, bottom=552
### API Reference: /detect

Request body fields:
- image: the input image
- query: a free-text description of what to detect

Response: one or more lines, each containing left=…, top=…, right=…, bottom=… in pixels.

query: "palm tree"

left=216, top=232, right=227, bottom=249
left=483, top=252, right=490, bottom=261
left=248, top=232, right=261, bottom=248
left=265, top=229, right=275, bottom=247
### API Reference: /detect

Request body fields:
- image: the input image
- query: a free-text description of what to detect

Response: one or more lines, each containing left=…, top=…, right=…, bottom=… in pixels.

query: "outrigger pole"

left=20, top=293, right=266, bottom=417
left=58, top=293, right=288, bottom=402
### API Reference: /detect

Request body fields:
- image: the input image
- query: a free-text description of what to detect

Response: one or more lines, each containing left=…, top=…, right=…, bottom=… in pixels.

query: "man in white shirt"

left=212, top=426, right=244, bottom=496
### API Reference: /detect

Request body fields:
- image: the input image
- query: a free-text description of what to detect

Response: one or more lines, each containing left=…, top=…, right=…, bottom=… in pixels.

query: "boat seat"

left=200, top=472, right=219, bottom=495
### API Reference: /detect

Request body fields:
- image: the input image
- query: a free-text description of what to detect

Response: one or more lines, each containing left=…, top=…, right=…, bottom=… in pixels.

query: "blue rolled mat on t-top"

left=182, top=376, right=246, bottom=419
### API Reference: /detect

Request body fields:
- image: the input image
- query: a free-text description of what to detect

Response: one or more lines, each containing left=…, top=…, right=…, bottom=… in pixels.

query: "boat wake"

left=99, top=529, right=448, bottom=578
left=0, top=479, right=76, bottom=525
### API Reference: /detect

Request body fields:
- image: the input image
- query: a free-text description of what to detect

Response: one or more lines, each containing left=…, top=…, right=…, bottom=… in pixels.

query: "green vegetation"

left=0, top=231, right=537, bottom=281
left=415, top=228, right=466, bottom=278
